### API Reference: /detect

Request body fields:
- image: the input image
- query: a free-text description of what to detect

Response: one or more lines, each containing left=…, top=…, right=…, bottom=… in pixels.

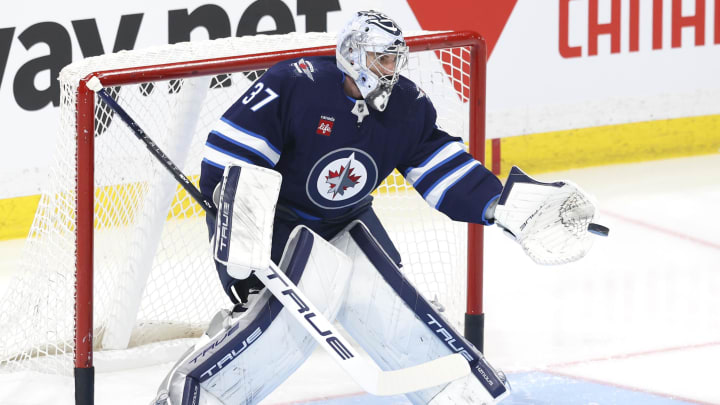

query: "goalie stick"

left=89, top=78, right=471, bottom=397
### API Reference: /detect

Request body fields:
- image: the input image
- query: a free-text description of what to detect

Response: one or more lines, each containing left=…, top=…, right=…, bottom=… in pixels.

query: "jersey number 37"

left=242, top=82, right=279, bottom=112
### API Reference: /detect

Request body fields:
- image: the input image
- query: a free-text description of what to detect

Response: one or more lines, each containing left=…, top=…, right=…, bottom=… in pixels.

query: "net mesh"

left=0, top=32, right=478, bottom=375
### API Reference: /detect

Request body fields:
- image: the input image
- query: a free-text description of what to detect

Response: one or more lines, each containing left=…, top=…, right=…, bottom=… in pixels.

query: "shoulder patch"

left=416, top=86, right=427, bottom=100
left=290, top=58, right=315, bottom=81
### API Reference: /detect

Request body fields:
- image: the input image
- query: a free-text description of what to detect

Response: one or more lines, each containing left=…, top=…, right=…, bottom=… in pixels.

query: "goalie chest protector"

left=200, top=56, right=501, bottom=225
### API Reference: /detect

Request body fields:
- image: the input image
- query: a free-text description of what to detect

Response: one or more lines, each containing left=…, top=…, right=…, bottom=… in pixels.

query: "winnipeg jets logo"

left=325, top=153, right=362, bottom=198
left=307, top=148, right=378, bottom=209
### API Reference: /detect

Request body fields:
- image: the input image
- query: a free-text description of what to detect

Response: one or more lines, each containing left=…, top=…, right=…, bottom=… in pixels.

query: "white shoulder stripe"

left=213, top=119, right=280, bottom=165
left=405, top=142, right=466, bottom=186
left=424, top=160, right=480, bottom=209
left=203, top=144, right=254, bottom=169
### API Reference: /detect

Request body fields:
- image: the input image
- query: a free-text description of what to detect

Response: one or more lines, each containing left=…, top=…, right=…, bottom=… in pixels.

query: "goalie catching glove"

left=488, top=166, right=609, bottom=265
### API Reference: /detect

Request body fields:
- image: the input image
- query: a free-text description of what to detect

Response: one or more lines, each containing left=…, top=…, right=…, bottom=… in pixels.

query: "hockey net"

left=0, top=31, right=487, bottom=375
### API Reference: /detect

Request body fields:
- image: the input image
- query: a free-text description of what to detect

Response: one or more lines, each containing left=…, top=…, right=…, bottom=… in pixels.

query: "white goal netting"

left=0, top=32, right=480, bottom=375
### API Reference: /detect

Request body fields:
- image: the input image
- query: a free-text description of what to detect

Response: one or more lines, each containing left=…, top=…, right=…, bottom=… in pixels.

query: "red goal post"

left=69, top=31, right=488, bottom=402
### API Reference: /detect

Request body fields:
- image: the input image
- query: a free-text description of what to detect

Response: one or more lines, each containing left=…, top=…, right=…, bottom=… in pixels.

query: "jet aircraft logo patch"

left=325, top=155, right=362, bottom=198
left=291, top=58, right=315, bottom=81
left=306, top=148, right=378, bottom=209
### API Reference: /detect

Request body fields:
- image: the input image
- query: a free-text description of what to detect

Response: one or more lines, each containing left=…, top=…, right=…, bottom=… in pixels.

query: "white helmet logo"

left=363, top=11, right=402, bottom=36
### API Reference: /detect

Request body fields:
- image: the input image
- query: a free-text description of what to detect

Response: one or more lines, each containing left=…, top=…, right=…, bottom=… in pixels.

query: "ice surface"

left=1, top=155, right=718, bottom=404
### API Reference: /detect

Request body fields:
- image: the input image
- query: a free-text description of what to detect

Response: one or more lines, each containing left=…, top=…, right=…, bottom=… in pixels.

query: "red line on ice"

left=601, top=210, right=720, bottom=251
left=547, top=340, right=720, bottom=369
left=543, top=368, right=715, bottom=405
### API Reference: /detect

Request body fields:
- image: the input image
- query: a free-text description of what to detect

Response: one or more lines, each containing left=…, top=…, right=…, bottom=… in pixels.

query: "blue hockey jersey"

left=199, top=56, right=501, bottom=226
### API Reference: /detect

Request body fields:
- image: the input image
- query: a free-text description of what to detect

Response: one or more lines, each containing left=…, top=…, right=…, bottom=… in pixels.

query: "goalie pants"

left=208, top=196, right=403, bottom=304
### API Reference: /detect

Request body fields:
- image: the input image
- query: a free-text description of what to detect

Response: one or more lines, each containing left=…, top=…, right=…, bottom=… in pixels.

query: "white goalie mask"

left=336, top=11, right=409, bottom=111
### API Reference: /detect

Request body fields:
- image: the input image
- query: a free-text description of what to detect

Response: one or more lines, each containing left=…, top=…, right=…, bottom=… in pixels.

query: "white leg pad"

left=156, top=225, right=352, bottom=405
left=331, top=221, right=510, bottom=405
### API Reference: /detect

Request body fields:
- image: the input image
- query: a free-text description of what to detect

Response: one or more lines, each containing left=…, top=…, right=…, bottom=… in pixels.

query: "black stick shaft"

left=96, top=88, right=217, bottom=219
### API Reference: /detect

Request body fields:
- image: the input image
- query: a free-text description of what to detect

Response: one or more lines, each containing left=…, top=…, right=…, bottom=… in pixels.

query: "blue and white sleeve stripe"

left=422, top=160, right=481, bottom=209
left=203, top=143, right=255, bottom=169
left=211, top=117, right=281, bottom=166
left=404, top=142, right=466, bottom=186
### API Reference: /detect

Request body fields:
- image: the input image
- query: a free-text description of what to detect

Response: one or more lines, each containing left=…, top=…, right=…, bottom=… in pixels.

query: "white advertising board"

left=0, top=0, right=718, bottom=198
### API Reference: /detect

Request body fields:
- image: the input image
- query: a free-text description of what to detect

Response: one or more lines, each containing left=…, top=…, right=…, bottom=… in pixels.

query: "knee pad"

left=331, top=221, right=510, bottom=405
left=155, top=225, right=352, bottom=405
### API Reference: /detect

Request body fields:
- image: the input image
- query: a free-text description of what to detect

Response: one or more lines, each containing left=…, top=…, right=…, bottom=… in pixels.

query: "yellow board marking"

left=2, top=114, right=718, bottom=240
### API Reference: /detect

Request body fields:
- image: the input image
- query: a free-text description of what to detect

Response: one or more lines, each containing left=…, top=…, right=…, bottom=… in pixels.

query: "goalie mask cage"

left=0, top=31, right=488, bottom=402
